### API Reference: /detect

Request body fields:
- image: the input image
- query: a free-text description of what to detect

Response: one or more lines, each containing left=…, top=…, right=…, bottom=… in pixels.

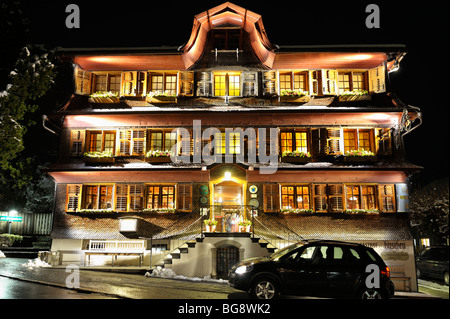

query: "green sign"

left=0, top=216, right=23, bottom=222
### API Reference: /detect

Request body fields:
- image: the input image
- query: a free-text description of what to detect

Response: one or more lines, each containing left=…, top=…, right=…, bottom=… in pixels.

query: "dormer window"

left=213, top=28, right=242, bottom=50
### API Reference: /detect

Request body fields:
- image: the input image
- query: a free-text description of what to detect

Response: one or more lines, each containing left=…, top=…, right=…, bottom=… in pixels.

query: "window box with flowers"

left=280, top=208, right=314, bottom=214
left=338, top=90, right=371, bottom=102
left=83, top=151, right=115, bottom=164
left=281, top=150, right=312, bottom=163
left=279, top=89, right=310, bottom=103
left=204, top=219, right=218, bottom=232
left=144, top=150, right=173, bottom=164
left=77, top=208, right=115, bottom=214
left=146, top=91, right=177, bottom=104
left=238, top=220, right=252, bottom=232
left=343, top=150, right=377, bottom=162
left=345, top=209, right=380, bottom=215
left=142, top=208, right=176, bottom=214
left=88, top=91, right=120, bottom=104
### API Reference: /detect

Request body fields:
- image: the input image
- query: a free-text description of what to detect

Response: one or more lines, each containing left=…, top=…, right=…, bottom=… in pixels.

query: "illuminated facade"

left=47, top=3, right=421, bottom=290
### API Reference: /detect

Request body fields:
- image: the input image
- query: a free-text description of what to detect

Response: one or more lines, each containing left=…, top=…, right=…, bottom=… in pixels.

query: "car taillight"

left=381, top=266, right=390, bottom=278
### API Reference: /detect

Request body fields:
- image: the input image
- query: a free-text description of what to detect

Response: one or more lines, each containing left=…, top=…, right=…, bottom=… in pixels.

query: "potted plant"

left=146, top=90, right=177, bottom=104
left=238, top=220, right=252, bottom=232
left=281, top=150, right=312, bottom=163
left=145, top=150, right=173, bottom=163
left=83, top=150, right=115, bottom=164
left=343, top=149, right=377, bottom=162
left=89, top=91, right=120, bottom=103
left=204, top=219, right=218, bottom=232
left=279, top=89, right=310, bottom=103
left=338, top=90, right=370, bottom=102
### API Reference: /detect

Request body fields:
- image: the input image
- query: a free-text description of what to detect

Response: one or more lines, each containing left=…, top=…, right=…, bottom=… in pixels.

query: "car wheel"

left=251, top=278, right=278, bottom=299
left=444, top=272, right=449, bottom=286
left=359, top=288, right=383, bottom=299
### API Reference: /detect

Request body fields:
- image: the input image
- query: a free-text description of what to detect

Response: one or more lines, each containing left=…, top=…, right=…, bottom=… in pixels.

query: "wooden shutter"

left=66, top=184, right=82, bottom=212
left=375, top=128, right=392, bottom=155
left=196, top=72, right=212, bottom=96
left=70, top=130, right=85, bottom=156
left=116, top=185, right=128, bottom=211
left=177, top=183, right=192, bottom=212
left=368, top=65, right=386, bottom=93
left=243, top=72, right=258, bottom=96
left=326, top=128, right=342, bottom=155
left=179, top=71, right=194, bottom=96
left=311, top=128, right=327, bottom=156
left=132, top=130, right=146, bottom=155
left=264, top=184, right=280, bottom=212
left=313, top=184, right=327, bottom=212
left=379, top=184, right=396, bottom=212
left=119, top=130, right=146, bottom=155
left=75, top=69, right=91, bottom=95
left=121, top=71, right=137, bottom=96
left=328, top=184, right=344, bottom=212
left=129, top=185, right=144, bottom=211
left=118, top=130, right=131, bottom=155
left=263, top=70, right=277, bottom=95
left=322, top=70, right=338, bottom=95
left=308, top=70, right=320, bottom=95
left=136, top=71, right=147, bottom=96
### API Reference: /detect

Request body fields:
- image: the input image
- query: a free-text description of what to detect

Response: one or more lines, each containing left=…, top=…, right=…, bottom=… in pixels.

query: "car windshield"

left=269, top=242, right=305, bottom=260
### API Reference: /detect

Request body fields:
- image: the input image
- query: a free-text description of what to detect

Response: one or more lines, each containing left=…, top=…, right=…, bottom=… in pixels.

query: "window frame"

left=148, top=130, right=177, bottom=152
left=280, top=184, right=311, bottom=210
left=86, top=130, right=116, bottom=154
left=146, top=184, right=175, bottom=210
left=81, top=184, right=115, bottom=210
left=213, top=72, right=241, bottom=97
left=280, top=129, right=309, bottom=154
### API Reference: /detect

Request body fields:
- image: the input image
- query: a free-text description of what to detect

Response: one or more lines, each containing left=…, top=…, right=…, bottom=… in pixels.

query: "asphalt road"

left=0, top=276, right=117, bottom=299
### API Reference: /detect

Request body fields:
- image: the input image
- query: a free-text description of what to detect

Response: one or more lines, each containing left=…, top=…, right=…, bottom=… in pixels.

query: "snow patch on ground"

left=146, top=266, right=228, bottom=284
left=20, top=258, right=51, bottom=269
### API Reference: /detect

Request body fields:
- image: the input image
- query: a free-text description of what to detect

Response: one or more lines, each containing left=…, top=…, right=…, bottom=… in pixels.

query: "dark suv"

left=229, top=240, right=395, bottom=299
left=416, top=246, right=449, bottom=286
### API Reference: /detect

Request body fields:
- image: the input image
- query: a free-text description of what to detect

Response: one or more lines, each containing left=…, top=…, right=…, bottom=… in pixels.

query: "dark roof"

left=51, top=212, right=201, bottom=240
left=52, top=211, right=412, bottom=242
left=255, top=213, right=413, bottom=242
left=57, top=93, right=404, bottom=115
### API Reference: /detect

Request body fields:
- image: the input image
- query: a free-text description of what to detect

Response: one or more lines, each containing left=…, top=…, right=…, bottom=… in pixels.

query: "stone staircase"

left=159, top=233, right=277, bottom=278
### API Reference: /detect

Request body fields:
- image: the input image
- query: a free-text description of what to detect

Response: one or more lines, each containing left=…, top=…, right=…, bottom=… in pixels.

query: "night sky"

left=14, top=0, right=450, bottom=186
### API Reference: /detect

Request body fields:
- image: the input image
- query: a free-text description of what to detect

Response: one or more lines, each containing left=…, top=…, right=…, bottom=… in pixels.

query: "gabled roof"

left=179, top=2, right=277, bottom=69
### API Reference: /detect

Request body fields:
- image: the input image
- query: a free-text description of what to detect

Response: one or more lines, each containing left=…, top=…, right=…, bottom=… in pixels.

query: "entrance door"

left=214, top=181, right=243, bottom=205
left=216, top=245, right=240, bottom=279
left=213, top=181, right=243, bottom=232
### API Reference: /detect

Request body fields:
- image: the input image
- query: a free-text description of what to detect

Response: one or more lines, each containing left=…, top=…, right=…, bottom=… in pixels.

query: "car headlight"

left=235, top=265, right=253, bottom=274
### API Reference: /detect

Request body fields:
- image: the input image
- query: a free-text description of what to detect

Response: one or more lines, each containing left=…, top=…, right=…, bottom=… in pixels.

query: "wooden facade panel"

left=49, top=171, right=210, bottom=184
left=247, top=170, right=408, bottom=184
left=64, top=112, right=401, bottom=128
left=273, top=52, right=387, bottom=70
left=74, top=55, right=186, bottom=71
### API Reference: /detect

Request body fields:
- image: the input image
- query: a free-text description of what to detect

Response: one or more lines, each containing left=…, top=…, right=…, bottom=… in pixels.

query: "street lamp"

left=8, top=210, right=18, bottom=234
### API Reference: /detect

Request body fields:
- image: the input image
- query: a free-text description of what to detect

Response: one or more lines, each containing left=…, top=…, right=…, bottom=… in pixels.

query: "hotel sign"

left=0, top=216, right=23, bottom=222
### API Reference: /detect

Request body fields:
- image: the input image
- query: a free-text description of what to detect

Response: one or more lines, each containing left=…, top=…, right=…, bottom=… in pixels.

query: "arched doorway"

left=216, top=245, right=240, bottom=279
